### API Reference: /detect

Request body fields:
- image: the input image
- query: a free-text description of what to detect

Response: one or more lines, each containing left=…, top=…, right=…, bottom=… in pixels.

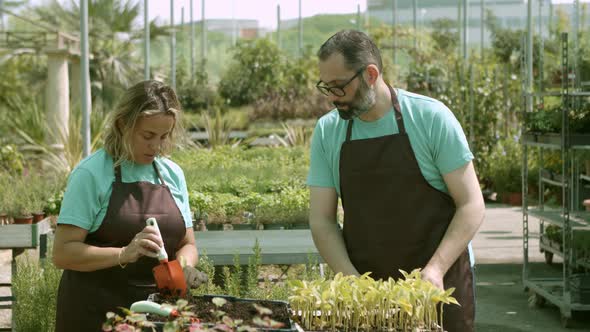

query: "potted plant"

left=29, top=178, right=49, bottom=223
left=253, top=194, right=290, bottom=230
left=205, top=193, right=231, bottom=231
left=189, top=191, right=213, bottom=231
left=0, top=175, right=12, bottom=224
left=11, top=195, right=34, bottom=224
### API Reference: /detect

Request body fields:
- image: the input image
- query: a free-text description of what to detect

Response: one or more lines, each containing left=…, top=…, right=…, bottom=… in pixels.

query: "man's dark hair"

left=317, top=30, right=383, bottom=73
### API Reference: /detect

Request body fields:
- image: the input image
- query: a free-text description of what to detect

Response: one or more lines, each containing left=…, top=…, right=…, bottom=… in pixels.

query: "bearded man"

left=307, top=29, right=485, bottom=332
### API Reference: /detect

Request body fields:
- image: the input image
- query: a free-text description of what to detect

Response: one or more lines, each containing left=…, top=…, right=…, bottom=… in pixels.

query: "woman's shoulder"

left=155, top=156, right=185, bottom=182
left=66, top=149, right=115, bottom=191
left=73, top=148, right=113, bottom=174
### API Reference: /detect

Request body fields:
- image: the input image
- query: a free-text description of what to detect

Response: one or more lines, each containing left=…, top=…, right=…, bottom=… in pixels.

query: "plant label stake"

left=146, top=217, right=187, bottom=297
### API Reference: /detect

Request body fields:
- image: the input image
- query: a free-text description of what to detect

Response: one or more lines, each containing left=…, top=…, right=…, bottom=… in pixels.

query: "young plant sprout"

left=288, top=269, right=458, bottom=331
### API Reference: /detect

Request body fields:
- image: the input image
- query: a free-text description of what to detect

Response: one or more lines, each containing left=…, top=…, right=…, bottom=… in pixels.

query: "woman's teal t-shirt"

left=58, top=148, right=193, bottom=233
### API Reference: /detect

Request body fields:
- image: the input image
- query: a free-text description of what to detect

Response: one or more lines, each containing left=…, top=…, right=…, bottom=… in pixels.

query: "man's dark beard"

left=335, top=80, right=375, bottom=120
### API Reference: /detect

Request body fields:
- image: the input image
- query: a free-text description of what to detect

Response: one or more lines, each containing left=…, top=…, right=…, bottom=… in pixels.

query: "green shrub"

left=487, top=137, right=522, bottom=194
left=13, top=254, right=62, bottom=332
left=218, top=39, right=283, bottom=106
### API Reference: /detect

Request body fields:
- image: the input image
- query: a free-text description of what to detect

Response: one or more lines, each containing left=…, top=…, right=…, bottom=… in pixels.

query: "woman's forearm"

left=53, top=241, right=124, bottom=272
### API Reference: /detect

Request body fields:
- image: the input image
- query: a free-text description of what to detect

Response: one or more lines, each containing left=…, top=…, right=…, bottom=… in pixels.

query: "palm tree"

left=32, top=0, right=169, bottom=109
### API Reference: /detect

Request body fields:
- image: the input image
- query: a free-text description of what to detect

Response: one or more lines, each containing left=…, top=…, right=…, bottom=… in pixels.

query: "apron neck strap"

left=152, top=161, right=165, bottom=185
left=345, top=84, right=405, bottom=142
left=388, top=84, right=406, bottom=134
left=114, top=162, right=165, bottom=185
left=114, top=165, right=122, bottom=183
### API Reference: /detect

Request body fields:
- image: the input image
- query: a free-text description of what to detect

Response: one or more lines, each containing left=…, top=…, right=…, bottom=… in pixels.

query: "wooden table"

left=194, top=229, right=324, bottom=266
left=0, top=218, right=52, bottom=331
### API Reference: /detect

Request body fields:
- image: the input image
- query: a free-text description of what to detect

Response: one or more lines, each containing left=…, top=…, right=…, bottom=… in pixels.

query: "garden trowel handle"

left=145, top=217, right=168, bottom=262
left=130, top=300, right=178, bottom=317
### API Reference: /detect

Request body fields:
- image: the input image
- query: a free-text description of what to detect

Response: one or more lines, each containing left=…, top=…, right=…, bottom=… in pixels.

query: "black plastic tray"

left=145, top=293, right=297, bottom=332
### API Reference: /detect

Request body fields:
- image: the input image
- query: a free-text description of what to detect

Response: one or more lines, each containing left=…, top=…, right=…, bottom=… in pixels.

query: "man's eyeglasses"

left=316, top=67, right=366, bottom=97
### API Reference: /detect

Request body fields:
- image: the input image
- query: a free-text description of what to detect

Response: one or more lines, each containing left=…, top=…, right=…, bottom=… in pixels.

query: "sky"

left=27, top=0, right=368, bottom=29
left=149, top=0, right=367, bottom=29
left=22, top=0, right=589, bottom=30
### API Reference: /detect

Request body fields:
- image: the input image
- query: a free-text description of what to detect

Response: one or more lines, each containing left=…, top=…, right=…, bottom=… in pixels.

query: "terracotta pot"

left=584, top=199, right=590, bottom=212
left=13, top=215, right=33, bottom=224
left=0, top=213, right=8, bottom=225
left=32, top=212, right=46, bottom=223
left=194, top=220, right=207, bottom=232
left=502, top=192, right=522, bottom=206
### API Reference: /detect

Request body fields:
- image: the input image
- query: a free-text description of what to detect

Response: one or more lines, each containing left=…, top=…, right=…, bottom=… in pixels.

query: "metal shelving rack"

left=522, top=32, right=590, bottom=328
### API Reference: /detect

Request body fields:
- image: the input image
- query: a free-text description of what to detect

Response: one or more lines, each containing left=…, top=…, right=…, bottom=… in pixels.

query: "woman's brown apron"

left=340, top=86, right=475, bottom=331
left=55, top=163, right=186, bottom=331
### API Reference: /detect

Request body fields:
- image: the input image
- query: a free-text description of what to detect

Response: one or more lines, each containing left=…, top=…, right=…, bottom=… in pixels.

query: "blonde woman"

left=52, top=80, right=202, bottom=331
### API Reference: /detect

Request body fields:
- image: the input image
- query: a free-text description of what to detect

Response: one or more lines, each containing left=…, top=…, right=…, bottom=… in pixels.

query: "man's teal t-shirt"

left=58, top=148, right=193, bottom=233
left=307, top=88, right=476, bottom=266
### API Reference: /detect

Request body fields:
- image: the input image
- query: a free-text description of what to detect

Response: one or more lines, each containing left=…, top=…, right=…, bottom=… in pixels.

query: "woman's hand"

left=120, top=226, right=164, bottom=264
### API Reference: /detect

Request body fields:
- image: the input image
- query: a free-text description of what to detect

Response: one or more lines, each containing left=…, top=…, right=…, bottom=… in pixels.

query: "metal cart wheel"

left=560, top=311, right=573, bottom=328
left=544, top=251, right=554, bottom=265
left=528, top=292, right=546, bottom=308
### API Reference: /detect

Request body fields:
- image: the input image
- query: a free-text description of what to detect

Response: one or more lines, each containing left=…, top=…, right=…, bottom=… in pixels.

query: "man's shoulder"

left=397, top=89, right=453, bottom=123
left=398, top=89, right=448, bottom=111
left=316, top=109, right=342, bottom=128
left=313, top=109, right=347, bottom=137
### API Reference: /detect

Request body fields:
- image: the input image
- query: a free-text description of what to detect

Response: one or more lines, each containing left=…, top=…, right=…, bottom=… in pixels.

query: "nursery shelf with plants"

left=522, top=132, right=590, bottom=149
left=521, top=32, right=590, bottom=328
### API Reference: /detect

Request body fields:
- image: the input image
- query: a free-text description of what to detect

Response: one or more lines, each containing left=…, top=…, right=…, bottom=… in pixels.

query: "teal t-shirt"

left=307, top=88, right=476, bottom=266
left=58, top=148, right=193, bottom=233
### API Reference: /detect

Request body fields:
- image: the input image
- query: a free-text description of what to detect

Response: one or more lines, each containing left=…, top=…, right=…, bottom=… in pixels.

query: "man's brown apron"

left=340, top=86, right=475, bottom=331
left=55, top=163, right=187, bottom=331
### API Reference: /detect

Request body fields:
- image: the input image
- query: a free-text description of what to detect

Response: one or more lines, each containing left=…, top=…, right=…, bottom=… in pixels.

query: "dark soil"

left=148, top=294, right=292, bottom=329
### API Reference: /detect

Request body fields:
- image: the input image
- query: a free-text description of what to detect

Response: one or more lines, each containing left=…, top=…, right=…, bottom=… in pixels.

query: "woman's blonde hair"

left=104, top=80, right=183, bottom=166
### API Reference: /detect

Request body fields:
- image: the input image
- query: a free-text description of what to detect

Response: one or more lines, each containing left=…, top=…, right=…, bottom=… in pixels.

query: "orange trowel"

left=146, top=217, right=187, bottom=297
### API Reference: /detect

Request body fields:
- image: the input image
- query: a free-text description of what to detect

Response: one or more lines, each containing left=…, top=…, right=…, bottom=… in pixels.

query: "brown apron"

left=55, top=163, right=187, bottom=332
left=340, top=85, right=475, bottom=332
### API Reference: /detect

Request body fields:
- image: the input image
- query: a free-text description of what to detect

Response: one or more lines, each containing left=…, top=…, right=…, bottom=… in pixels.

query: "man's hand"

left=421, top=264, right=445, bottom=290
left=183, top=266, right=209, bottom=288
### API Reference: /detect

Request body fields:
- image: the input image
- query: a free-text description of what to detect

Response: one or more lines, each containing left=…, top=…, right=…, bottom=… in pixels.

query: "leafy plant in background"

left=13, top=105, right=110, bottom=173
left=275, top=122, right=314, bottom=147
left=487, top=136, right=523, bottom=194
left=0, top=144, right=24, bottom=175
left=218, top=39, right=283, bottom=107
left=429, top=18, right=459, bottom=54
left=176, top=59, right=221, bottom=113
left=45, top=190, right=65, bottom=216
left=4, top=95, right=46, bottom=146
left=199, top=108, right=238, bottom=148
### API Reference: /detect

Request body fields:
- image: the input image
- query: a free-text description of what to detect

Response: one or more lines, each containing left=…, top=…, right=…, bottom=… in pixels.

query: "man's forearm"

left=426, top=201, right=485, bottom=275
left=310, top=220, right=360, bottom=276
